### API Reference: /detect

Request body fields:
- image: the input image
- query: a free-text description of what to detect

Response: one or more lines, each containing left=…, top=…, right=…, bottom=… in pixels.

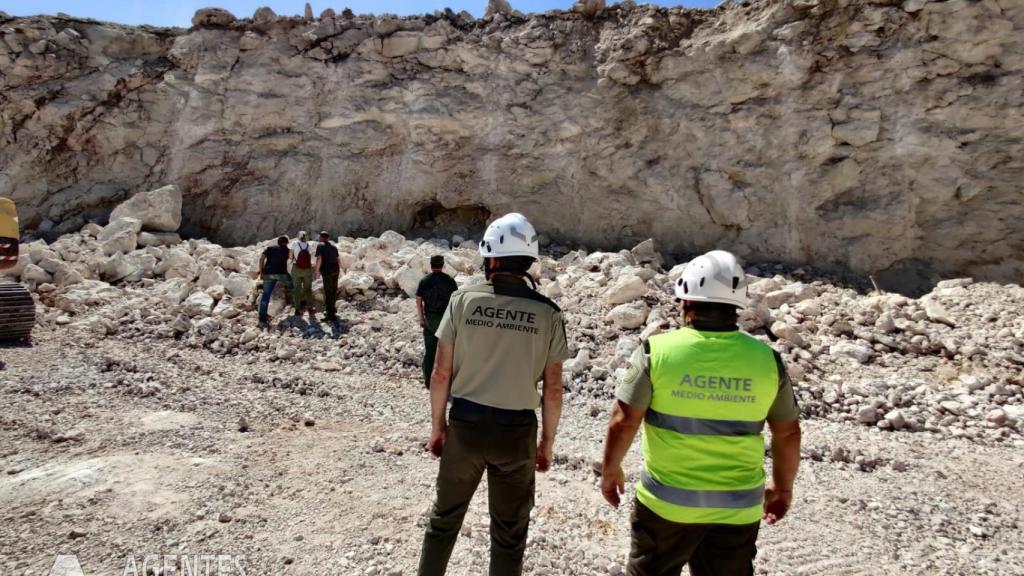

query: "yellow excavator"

left=0, top=197, right=35, bottom=342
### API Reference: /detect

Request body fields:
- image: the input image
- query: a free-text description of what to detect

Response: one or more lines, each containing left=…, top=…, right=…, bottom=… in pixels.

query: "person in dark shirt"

left=257, top=236, right=295, bottom=326
left=416, top=255, right=458, bottom=389
left=314, top=231, right=341, bottom=322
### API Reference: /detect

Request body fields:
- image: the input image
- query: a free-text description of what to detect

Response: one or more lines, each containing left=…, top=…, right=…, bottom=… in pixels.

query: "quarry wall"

left=0, top=0, right=1021, bottom=287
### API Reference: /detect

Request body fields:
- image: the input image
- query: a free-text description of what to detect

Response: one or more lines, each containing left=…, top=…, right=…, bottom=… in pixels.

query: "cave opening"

left=411, top=203, right=491, bottom=241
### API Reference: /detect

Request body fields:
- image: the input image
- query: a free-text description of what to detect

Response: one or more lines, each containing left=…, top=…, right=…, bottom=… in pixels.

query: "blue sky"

left=1, top=0, right=719, bottom=27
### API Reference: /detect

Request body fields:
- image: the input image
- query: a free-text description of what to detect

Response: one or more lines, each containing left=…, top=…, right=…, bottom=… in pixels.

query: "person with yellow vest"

left=600, top=250, right=801, bottom=575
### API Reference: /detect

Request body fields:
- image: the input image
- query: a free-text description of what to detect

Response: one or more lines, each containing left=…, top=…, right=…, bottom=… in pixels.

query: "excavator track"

left=0, top=280, right=35, bottom=342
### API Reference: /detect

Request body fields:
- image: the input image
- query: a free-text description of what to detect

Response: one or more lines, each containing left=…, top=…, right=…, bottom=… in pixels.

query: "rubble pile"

left=4, top=186, right=1022, bottom=445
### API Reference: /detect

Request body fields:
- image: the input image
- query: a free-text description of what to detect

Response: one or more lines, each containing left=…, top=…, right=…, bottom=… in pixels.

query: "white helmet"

left=479, top=213, right=539, bottom=259
left=673, top=250, right=749, bottom=308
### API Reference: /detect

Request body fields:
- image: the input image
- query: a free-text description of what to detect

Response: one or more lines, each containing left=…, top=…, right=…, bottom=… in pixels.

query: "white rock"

left=771, top=321, right=806, bottom=348
left=883, top=409, right=906, bottom=430
left=830, top=341, right=875, bottom=364
left=607, top=301, right=649, bottom=330
left=341, top=271, right=375, bottom=294
left=182, top=291, right=215, bottom=317
left=393, top=265, right=422, bottom=298
left=198, top=267, right=227, bottom=289
left=857, top=405, right=879, bottom=424
left=110, top=185, right=182, bottom=232
left=99, top=217, right=141, bottom=240
left=224, top=273, right=255, bottom=300
left=21, top=264, right=52, bottom=284
left=604, top=275, right=646, bottom=305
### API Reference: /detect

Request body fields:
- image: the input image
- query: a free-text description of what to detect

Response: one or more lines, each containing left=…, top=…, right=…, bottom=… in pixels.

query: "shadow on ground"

left=274, top=315, right=350, bottom=340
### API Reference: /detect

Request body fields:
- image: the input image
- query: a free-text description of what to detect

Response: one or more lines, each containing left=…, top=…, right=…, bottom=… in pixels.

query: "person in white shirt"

left=289, top=231, right=317, bottom=318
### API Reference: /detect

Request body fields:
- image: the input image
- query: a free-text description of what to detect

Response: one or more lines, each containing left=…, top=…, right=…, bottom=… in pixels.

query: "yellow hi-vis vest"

left=636, top=327, right=779, bottom=525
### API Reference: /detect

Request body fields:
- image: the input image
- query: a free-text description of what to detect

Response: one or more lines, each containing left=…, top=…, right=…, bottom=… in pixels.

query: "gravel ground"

left=2, top=324, right=1023, bottom=576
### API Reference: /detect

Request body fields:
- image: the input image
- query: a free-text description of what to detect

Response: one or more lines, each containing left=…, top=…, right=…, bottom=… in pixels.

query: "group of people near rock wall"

left=255, top=213, right=802, bottom=576
left=256, top=230, right=341, bottom=325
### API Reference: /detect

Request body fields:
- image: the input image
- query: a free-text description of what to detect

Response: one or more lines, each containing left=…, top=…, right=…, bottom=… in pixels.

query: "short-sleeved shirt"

left=616, top=336, right=800, bottom=422
left=436, top=279, right=571, bottom=410
left=262, top=245, right=290, bottom=275
left=290, top=241, right=315, bottom=266
left=417, top=271, right=458, bottom=315
left=315, top=242, right=340, bottom=273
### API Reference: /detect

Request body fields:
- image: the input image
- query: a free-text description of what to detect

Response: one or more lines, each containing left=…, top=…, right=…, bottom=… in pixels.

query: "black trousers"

left=628, top=499, right=759, bottom=576
left=418, top=401, right=537, bottom=576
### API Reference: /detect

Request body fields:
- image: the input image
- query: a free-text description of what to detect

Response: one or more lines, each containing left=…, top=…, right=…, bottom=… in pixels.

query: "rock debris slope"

left=1, top=187, right=1024, bottom=575
left=1, top=0, right=1023, bottom=289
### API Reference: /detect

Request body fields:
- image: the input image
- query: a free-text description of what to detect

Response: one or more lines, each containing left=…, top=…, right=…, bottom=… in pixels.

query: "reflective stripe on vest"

left=645, top=409, right=765, bottom=436
left=636, top=327, right=779, bottom=525
left=641, top=470, right=765, bottom=509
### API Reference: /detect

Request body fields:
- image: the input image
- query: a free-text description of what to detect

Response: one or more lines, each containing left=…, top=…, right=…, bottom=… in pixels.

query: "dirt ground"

left=2, top=328, right=1023, bottom=576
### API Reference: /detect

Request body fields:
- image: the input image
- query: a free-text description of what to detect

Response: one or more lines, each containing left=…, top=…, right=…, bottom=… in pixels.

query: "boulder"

left=100, top=254, right=139, bottom=282
left=629, top=238, right=662, bottom=267
left=154, top=278, right=193, bottom=307
left=101, top=233, right=137, bottom=256
left=98, top=217, right=142, bottom=242
left=21, top=263, right=52, bottom=284
left=393, top=265, right=422, bottom=297
left=197, top=267, right=227, bottom=289
left=138, top=231, right=182, bottom=247
left=109, top=185, right=182, bottom=233
left=341, top=271, right=375, bottom=294
left=770, top=321, right=806, bottom=348
left=224, top=273, right=255, bottom=300
left=485, top=0, right=513, bottom=17
left=607, top=301, right=649, bottom=329
left=182, top=291, right=216, bottom=317
left=192, top=8, right=236, bottom=27
left=830, top=341, right=875, bottom=364
left=572, top=0, right=606, bottom=19
left=604, top=275, right=646, bottom=305
left=253, top=6, right=277, bottom=23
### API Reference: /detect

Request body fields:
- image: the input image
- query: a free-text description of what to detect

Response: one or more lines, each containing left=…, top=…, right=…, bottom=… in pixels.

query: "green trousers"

left=627, top=499, right=759, bottom=576
left=418, top=411, right=537, bottom=576
left=422, top=313, right=444, bottom=388
left=291, top=267, right=313, bottom=312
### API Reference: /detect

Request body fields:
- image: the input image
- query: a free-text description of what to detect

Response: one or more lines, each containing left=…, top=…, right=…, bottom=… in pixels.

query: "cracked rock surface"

left=1, top=0, right=1022, bottom=290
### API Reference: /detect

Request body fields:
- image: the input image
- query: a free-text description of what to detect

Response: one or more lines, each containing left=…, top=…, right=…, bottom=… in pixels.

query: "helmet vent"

left=683, top=281, right=689, bottom=294
left=732, top=277, right=740, bottom=290
left=699, top=277, right=705, bottom=287
left=500, top=235, right=505, bottom=244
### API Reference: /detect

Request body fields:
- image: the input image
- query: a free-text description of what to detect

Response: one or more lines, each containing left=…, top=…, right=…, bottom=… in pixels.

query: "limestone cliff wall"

left=1, top=0, right=1022, bottom=286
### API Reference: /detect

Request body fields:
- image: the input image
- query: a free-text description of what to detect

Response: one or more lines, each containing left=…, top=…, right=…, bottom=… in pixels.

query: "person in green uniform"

left=417, top=255, right=458, bottom=389
left=418, top=213, right=571, bottom=576
left=600, top=250, right=802, bottom=576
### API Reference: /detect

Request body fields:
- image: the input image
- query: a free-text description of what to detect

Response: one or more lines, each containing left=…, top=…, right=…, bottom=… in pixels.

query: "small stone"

left=985, top=409, right=1007, bottom=426
left=939, top=401, right=962, bottom=416
left=68, top=528, right=87, bottom=539
left=238, top=417, right=249, bottom=433
left=883, top=409, right=906, bottom=430
left=856, top=405, right=879, bottom=424
left=218, top=512, right=233, bottom=523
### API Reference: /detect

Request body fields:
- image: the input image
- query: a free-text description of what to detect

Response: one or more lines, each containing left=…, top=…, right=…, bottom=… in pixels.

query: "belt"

left=449, top=397, right=536, bottom=427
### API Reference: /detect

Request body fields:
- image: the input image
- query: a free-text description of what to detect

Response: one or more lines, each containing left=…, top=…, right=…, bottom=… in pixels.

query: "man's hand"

left=763, top=483, right=793, bottom=525
left=536, top=439, right=553, bottom=472
left=600, top=463, right=626, bottom=508
left=427, top=426, right=446, bottom=458
left=419, top=317, right=426, bottom=328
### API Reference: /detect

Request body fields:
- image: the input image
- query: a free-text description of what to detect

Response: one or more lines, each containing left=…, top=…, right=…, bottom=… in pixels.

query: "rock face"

left=1, top=2, right=1022, bottom=289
